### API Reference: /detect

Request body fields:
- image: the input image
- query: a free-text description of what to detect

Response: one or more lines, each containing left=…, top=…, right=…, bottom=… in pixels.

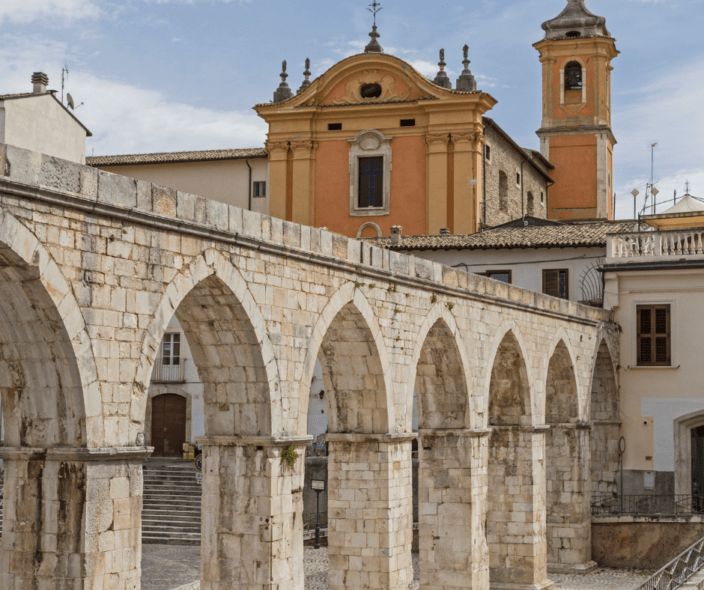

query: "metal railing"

left=607, top=229, right=704, bottom=262
left=150, top=358, right=187, bottom=383
left=592, top=494, right=704, bottom=517
left=634, top=536, right=704, bottom=590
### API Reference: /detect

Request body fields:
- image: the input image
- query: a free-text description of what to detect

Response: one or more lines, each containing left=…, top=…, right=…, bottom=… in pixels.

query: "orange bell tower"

left=534, top=0, right=618, bottom=220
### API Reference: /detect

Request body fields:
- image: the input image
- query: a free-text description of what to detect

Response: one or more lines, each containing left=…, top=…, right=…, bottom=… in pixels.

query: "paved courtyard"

left=142, top=545, right=652, bottom=590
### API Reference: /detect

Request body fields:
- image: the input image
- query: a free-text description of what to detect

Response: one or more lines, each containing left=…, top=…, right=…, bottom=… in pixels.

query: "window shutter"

left=544, top=270, right=559, bottom=298
left=655, top=306, right=671, bottom=365
left=637, top=305, right=671, bottom=366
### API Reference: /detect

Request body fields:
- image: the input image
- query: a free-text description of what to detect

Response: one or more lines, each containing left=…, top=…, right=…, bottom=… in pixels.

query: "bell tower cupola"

left=534, top=0, right=619, bottom=220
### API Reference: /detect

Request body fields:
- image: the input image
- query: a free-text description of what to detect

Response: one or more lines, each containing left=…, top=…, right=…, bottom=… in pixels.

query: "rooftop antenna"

left=66, top=92, right=84, bottom=110
left=686, top=180, right=691, bottom=195
left=650, top=142, right=658, bottom=215
left=61, top=64, right=69, bottom=105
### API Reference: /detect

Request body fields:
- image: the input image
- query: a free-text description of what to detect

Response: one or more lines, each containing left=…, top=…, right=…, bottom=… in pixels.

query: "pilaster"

left=418, top=429, right=490, bottom=590
left=291, top=140, right=317, bottom=228
left=452, top=132, right=479, bottom=236
left=266, top=141, right=290, bottom=222
left=426, top=133, right=450, bottom=235
left=325, top=433, right=415, bottom=590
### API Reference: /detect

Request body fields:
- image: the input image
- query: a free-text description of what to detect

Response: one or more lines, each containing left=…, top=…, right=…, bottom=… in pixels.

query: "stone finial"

left=456, top=45, right=477, bottom=92
left=298, top=58, right=312, bottom=94
left=433, top=49, right=452, bottom=89
left=32, top=72, right=49, bottom=94
left=390, top=225, right=403, bottom=245
left=364, top=0, right=384, bottom=53
left=273, top=60, right=294, bottom=103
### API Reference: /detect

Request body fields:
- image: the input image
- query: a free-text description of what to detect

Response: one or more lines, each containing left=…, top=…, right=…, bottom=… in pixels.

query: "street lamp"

left=632, top=189, right=640, bottom=220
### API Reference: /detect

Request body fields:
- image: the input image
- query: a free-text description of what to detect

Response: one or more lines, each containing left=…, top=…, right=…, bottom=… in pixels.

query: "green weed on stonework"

left=281, top=445, right=299, bottom=469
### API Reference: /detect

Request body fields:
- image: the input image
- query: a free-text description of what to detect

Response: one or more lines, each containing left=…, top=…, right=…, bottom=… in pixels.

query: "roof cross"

left=367, top=1, right=382, bottom=26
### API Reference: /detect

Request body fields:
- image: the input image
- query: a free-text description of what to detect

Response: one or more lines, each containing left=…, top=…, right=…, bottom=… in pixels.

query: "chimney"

left=32, top=72, right=49, bottom=94
left=440, top=228, right=451, bottom=235
left=390, top=225, right=403, bottom=246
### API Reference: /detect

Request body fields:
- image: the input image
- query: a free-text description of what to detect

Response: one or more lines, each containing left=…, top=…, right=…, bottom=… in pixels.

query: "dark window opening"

left=499, top=171, right=509, bottom=213
left=253, top=181, right=267, bottom=198
left=527, top=192, right=535, bottom=216
left=358, top=156, right=384, bottom=208
left=541, top=191, right=545, bottom=203
left=566, top=31, right=582, bottom=38
left=485, top=145, right=491, bottom=161
left=400, top=119, right=416, bottom=127
left=637, top=305, right=671, bottom=367
left=543, top=269, right=569, bottom=300
left=485, top=270, right=512, bottom=284
left=517, top=172, right=521, bottom=185
left=360, top=83, right=382, bottom=99
left=328, top=123, right=342, bottom=131
left=565, top=61, right=583, bottom=91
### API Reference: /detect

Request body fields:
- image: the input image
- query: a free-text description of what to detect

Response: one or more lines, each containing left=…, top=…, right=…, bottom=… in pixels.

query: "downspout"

left=245, top=158, right=252, bottom=211
left=521, top=159, right=525, bottom=220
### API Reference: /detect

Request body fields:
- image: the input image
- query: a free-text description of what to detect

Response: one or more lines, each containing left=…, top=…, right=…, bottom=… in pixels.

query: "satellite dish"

left=67, top=93, right=75, bottom=110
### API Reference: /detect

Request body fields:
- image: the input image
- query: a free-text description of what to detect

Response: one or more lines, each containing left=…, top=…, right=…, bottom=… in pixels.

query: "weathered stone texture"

left=0, top=144, right=621, bottom=589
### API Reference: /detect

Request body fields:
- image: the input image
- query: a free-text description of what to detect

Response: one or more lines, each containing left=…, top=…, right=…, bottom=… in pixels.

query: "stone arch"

left=545, top=337, right=580, bottom=425
left=144, top=385, right=194, bottom=448
left=298, top=282, right=395, bottom=435
left=407, top=304, right=471, bottom=430
left=674, top=410, right=704, bottom=498
left=485, top=322, right=534, bottom=428
left=356, top=222, right=382, bottom=238
left=0, top=209, right=99, bottom=448
left=135, top=249, right=280, bottom=441
left=589, top=337, right=620, bottom=495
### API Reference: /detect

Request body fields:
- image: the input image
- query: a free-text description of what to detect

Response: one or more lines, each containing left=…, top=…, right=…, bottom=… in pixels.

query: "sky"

left=0, top=0, right=702, bottom=220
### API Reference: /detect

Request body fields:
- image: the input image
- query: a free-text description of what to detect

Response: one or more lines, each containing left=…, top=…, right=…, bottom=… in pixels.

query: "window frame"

left=636, top=304, right=672, bottom=367
left=542, top=269, right=569, bottom=300
left=485, top=270, right=512, bottom=284
left=348, top=129, right=392, bottom=217
left=357, top=156, right=384, bottom=209
left=161, top=333, right=181, bottom=366
left=252, top=181, right=267, bottom=198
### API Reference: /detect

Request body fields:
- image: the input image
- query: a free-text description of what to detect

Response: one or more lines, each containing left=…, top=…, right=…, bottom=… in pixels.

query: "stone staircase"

left=142, top=459, right=201, bottom=545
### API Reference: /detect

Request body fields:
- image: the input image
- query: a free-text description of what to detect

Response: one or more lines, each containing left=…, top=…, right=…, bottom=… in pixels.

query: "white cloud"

left=0, top=0, right=100, bottom=24
left=0, top=35, right=268, bottom=157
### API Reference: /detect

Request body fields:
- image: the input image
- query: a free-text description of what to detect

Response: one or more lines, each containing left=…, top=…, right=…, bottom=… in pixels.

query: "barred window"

left=637, top=305, right=671, bottom=366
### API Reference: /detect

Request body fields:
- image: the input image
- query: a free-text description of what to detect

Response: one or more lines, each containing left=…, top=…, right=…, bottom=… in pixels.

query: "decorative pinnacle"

left=364, top=1, right=384, bottom=53
left=298, top=58, right=312, bottom=94
left=462, top=44, right=470, bottom=70
left=434, top=48, right=452, bottom=89
left=273, top=60, right=294, bottom=103
left=456, top=44, right=477, bottom=92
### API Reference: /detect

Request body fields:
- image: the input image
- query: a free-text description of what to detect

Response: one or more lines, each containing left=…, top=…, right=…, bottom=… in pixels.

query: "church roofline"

left=540, top=0, right=610, bottom=40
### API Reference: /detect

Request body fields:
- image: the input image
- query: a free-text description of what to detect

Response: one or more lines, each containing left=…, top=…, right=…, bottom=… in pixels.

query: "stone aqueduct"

left=0, top=144, right=620, bottom=590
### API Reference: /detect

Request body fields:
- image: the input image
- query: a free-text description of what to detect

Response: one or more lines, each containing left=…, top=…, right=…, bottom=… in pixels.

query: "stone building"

left=0, top=72, right=91, bottom=164
left=483, top=117, right=552, bottom=227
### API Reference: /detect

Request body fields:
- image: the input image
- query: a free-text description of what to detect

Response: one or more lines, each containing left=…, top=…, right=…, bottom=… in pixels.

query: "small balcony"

left=606, top=228, right=704, bottom=264
left=151, top=356, right=187, bottom=383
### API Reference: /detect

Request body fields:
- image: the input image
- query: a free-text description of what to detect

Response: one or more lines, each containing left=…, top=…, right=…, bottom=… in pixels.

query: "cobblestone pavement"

left=142, top=545, right=652, bottom=590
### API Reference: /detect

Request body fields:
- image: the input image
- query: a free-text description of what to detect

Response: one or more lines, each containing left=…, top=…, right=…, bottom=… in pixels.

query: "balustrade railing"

left=151, top=357, right=187, bottom=383
left=607, top=229, right=704, bottom=262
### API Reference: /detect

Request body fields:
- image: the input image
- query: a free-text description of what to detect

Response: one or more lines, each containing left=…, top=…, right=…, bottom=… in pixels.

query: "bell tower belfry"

left=534, top=0, right=618, bottom=220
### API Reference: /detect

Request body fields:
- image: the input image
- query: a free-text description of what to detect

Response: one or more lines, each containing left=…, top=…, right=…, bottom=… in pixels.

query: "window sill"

left=625, top=365, right=681, bottom=371
left=351, top=209, right=390, bottom=217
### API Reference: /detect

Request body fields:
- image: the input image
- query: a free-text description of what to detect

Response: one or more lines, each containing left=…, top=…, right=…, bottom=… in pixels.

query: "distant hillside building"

left=0, top=72, right=91, bottom=164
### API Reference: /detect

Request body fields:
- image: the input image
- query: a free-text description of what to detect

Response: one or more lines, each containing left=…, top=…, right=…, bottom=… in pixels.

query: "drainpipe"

left=245, top=159, right=252, bottom=211
left=521, top=160, right=525, bottom=220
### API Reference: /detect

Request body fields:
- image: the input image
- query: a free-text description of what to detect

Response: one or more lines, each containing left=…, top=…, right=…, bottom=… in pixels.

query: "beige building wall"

left=605, top=268, right=704, bottom=496
left=94, top=157, right=269, bottom=214
left=1, top=95, right=88, bottom=164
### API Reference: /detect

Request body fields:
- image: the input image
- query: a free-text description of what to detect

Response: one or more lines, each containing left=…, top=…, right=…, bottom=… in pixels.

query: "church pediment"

left=325, top=69, right=414, bottom=105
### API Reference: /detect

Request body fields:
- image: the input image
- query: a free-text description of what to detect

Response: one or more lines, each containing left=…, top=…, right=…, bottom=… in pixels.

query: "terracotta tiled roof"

left=364, top=220, right=638, bottom=252
left=87, top=148, right=267, bottom=167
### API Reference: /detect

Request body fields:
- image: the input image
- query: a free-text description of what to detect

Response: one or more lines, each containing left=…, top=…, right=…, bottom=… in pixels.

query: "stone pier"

left=487, top=427, right=553, bottom=590
left=326, top=434, right=414, bottom=590
left=198, top=437, right=310, bottom=590
left=0, top=447, right=148, bottom=590
left=418, top=430, right=490, bottom=590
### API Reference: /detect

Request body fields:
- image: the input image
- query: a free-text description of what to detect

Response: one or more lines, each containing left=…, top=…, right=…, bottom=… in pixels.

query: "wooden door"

left=152, top=394, right=187, bottom=457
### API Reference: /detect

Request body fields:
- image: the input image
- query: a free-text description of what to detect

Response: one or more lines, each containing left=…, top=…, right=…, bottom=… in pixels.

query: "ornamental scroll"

left=332, top=70, right=410, bottom=105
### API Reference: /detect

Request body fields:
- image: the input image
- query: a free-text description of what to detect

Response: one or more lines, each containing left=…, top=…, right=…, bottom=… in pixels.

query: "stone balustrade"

left=607, top=229, right=704, bottom=263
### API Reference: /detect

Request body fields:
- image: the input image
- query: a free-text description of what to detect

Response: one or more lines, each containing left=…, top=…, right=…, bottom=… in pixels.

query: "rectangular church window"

left=637, top=305, right=671, bottom=366
left=543, top=269, right=569, bottom=300
left=358, top=157, right=384, bottom=208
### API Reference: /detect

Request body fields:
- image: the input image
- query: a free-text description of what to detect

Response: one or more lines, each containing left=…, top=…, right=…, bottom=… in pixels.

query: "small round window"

left=360, top=83, right=382, bottom=99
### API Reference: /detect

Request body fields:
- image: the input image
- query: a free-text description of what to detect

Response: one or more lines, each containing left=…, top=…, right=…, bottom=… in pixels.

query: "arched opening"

left=315, top=300, right=413, bottom=589
left=487, top=331, right=549, bottom=587
left=590, top=340, right=619, bottom=496
left=414, top=319, right=485, bottom=589
left=545, top=341, right=593, bottom=571
left=138, top=259, right=294, bottom=590
left=564, top=61, right=584, bottom=105
left=0, top=239, right=90, bottom=587
left=499, top=170, right=509, bottom=213
left=527, top=191, right=535, bottom=216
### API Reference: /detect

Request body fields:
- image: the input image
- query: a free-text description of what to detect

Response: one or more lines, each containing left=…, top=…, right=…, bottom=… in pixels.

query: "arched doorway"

left=151, top=394, right=187, bottom=457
